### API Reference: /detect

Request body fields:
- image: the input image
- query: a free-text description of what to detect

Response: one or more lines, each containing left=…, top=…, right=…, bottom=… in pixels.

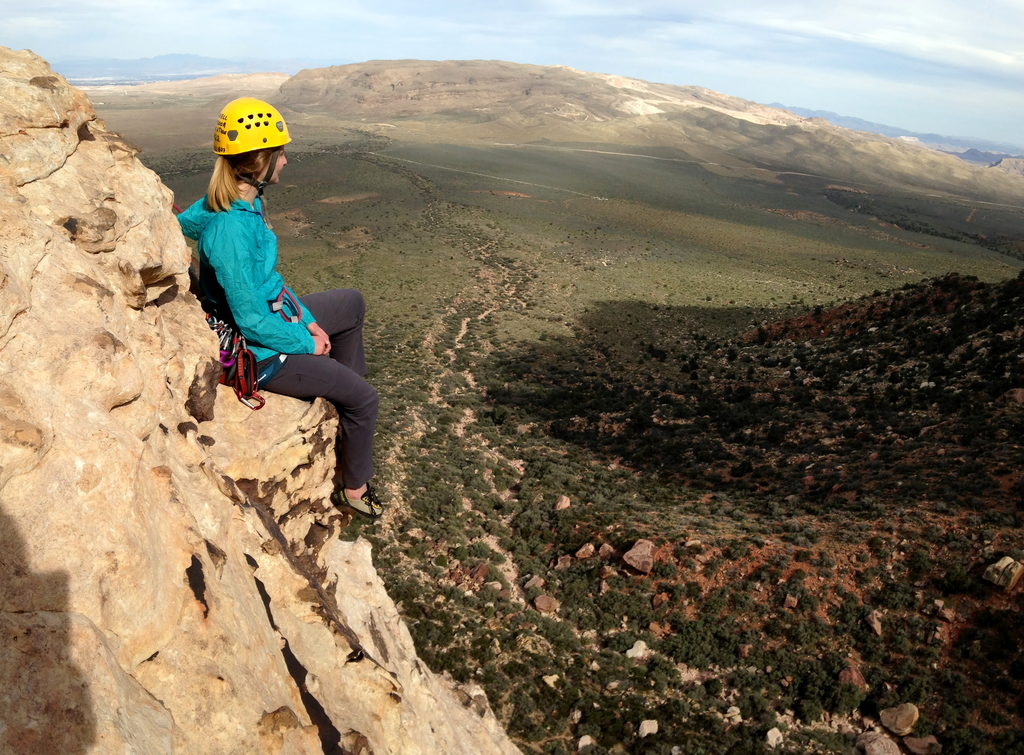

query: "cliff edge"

left=0, top=47, right=517, bottom=754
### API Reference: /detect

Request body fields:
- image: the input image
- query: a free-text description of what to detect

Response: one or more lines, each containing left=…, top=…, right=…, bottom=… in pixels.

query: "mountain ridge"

left=272, top=59, right=1024, bottom=206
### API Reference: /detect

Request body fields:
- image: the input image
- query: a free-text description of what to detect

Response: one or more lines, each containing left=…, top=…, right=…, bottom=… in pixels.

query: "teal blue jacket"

left=178, top=196, right=316, bottom=363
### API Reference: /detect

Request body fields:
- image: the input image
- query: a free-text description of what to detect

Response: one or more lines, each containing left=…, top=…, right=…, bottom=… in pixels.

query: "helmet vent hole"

left=236, top=117, right=244, bottom=124
left=245, top=124, right=252, bottom=130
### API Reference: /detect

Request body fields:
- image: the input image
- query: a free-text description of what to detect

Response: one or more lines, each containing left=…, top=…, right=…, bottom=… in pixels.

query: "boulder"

left=554, top=494, right=572, bottom=510
left=866, top=609, right=884, bottom=636
left=766, top=727, right=784, bottom=749
left=880, top=703, right=919, bottom=736
left=524, top=575, right=546, bottom=590
left=983, top=556, right=1023, bottom=590
left=839, top=664, right=869, bottom=692
left=625, top=640, right=650, bottom=660
left=576, top=543, right=596, bottom=559
left=623, top=539, right=657, bottom=574
left=857, top=731, right=901, bottom=755
left=534, top=595, right=561, bottom=614
left=638, top=719, right=658, bottom=738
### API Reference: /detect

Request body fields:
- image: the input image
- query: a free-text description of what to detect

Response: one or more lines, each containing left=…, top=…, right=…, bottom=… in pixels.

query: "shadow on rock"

left=0, top=507, right=95, bottom=753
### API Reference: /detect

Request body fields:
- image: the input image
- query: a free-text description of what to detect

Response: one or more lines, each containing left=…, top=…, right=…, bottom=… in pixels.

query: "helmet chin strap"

left=239, top=148, right=282, bottom=225
left=240, top=147, right=282, bottom=197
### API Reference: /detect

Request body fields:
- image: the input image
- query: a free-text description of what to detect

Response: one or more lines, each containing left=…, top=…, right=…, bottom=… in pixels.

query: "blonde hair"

left=206, top=149, right=275, bottom=211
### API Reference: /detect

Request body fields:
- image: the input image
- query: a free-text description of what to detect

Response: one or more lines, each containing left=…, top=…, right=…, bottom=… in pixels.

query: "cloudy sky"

left=5, top=1, right=1023, bottom=149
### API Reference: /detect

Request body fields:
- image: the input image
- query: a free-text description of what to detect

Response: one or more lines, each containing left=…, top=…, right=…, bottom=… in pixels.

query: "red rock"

left=838, top=665, right=869, bottom=691
left=553, top=555, right=573, bottom=571
left=469, top=563, right=489, bottom=582
left=598, top=543, right=616, bottom=559
left=553, top=494, right=572, bottom=510
left=575, top=543, right=596, bottom=559
left=649, top=621, right=671, bottom=638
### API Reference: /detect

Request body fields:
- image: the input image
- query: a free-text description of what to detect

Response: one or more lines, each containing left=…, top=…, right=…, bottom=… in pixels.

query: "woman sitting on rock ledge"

left=177, top=97, right=383, bottom=518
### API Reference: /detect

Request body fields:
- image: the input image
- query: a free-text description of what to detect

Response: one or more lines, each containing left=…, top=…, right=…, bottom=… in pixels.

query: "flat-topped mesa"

left=0, top=46, right=518, bottom=754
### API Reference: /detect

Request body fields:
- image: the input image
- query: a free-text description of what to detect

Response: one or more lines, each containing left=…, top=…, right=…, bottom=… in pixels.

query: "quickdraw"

left=270, top=286, right=302, bottom=323
left=206, top=312, right=266, bottom=410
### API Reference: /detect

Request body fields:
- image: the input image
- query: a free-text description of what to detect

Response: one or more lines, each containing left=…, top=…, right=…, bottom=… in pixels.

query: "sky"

left=4, top=0, right=1024, bottom=149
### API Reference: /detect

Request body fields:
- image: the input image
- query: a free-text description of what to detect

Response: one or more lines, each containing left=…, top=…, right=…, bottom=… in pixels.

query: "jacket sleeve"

left=176, top=198, right=208, bottom=241
left=204, top=220, right=316, bottom=355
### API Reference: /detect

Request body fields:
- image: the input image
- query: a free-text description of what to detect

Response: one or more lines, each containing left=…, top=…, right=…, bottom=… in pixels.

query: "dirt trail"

left=370, top=174, right=535, bottom=593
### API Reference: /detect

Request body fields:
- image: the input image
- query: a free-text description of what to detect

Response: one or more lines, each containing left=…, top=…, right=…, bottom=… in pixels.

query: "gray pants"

left=263, top=289, right=378, bottom=488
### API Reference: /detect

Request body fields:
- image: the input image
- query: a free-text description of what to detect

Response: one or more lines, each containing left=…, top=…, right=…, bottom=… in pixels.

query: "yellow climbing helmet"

left=213, top=97, right=291, bottom=155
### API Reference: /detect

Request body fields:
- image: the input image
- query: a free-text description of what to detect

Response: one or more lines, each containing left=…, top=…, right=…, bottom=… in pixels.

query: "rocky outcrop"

left=991, top=157, right=1024, bottom=176
left=0, top=47, right=517, bottom=754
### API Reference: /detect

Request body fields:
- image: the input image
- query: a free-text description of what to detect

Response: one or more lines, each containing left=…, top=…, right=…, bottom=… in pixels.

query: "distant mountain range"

left=51, top=53, right=330, bottom=85
left=772, top=104, right=1024, bottom=161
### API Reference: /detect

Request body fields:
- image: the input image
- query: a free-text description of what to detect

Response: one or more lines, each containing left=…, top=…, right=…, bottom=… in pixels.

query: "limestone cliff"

left=0, top=47, right=518, bottom=754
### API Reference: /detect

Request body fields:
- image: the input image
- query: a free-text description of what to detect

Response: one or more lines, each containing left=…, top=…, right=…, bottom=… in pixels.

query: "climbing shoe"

left=332, top=483, right=384, bottom=518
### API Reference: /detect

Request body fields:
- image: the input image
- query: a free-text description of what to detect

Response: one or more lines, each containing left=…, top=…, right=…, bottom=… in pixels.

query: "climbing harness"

left=176, top=200, right=276, bottom=411
left=206, top=310, right=266, bottom=410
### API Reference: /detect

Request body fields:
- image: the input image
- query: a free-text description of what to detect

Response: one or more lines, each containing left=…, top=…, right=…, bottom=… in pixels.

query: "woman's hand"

left=308, top=322, right=331, bottom=355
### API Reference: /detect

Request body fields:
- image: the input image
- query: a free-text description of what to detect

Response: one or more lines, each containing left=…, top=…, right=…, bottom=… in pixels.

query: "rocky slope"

left=0, top=46, right=517, bottom=754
